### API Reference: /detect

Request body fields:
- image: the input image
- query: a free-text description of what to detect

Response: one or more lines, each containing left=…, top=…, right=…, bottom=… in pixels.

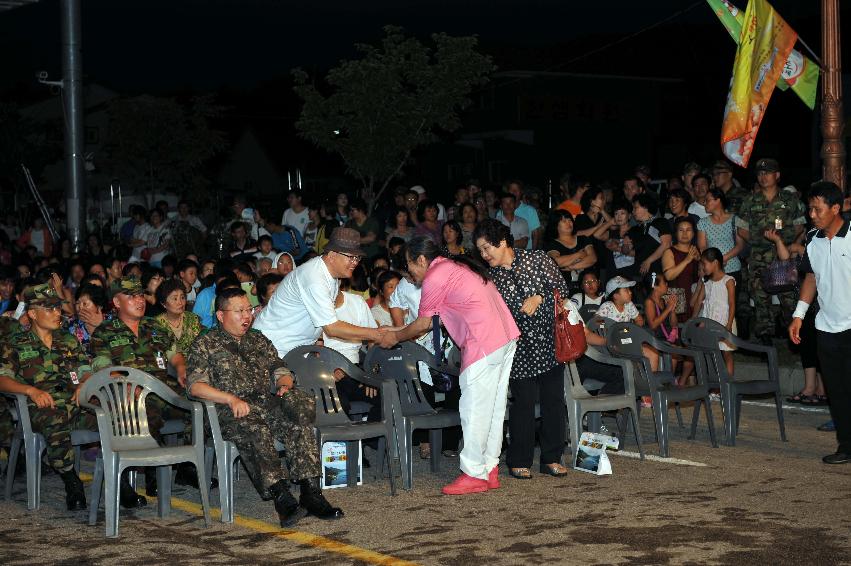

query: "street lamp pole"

left=61, top=0, right=86, bottom=252
left=820, top=0, right=845, bottom=189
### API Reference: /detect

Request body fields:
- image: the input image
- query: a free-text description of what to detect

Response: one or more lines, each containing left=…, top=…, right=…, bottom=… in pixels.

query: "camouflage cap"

left=109, top=276, right=145, bottom=299
left=22, top=283, right=66, bottom=308
left=754, top=158, right=780, bottom=172
left=712, top=159, right=734, bottom=173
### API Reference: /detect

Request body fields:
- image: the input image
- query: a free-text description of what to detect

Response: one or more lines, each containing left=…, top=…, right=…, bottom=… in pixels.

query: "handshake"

left=374, top=326, right=402, bottom=349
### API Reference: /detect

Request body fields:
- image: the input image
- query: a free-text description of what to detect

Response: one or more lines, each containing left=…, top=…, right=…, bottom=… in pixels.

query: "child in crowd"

left=371, top=270, right=402, bottom=327
left=254, top=235, right=278, bottom=261
left=571, top=269, right=603, bottom=318
left=692, top=247, right=736, bottom=376
left=177, top=258, right=199, bottom=308
left=643, top=271, right=679, bottom=344
left=597, top=275, right=659, bottom=374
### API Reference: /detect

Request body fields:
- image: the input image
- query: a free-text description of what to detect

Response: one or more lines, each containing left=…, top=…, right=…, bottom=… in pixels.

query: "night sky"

left=0, top=0, right=827, bottom=94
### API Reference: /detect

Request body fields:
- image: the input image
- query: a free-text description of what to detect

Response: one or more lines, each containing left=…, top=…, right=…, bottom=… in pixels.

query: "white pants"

left=458, top=340, right=517, bottom=480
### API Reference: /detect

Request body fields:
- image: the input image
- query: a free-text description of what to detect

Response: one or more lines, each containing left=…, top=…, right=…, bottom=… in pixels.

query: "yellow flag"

left=720, top=0, right=798, bottom=166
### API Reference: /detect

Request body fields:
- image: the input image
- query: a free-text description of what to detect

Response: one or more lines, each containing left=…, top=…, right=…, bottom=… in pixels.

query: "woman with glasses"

left=155, top=278, right=203, bottom=357
left=570, top=269, right=604, bottom=320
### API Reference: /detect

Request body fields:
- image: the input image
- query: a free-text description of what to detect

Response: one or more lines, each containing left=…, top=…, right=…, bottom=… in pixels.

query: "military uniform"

left=739, top=188, right=807, bottom=339
left=90, top=277, right=182, bottom=440
left=186, top=326, right=320, bottom=498
left=0, top=291, right=96, bottom=473
left=0, top=316, right=23, bottom=447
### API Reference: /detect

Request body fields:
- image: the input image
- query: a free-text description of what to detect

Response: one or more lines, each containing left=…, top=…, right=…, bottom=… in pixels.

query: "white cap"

left=605, top=276, right=636, bottom=297
left=409, top=185, right=426, bottom=195
left=272, top=252, right=294, bottom=269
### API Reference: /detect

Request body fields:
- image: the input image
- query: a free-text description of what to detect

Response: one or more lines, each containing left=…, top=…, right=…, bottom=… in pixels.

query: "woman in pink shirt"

left=380, top=235, right=519, bottom=495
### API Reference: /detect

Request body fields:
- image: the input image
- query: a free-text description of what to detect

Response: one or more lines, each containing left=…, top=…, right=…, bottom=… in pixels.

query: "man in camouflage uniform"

left=89, top=276, right=186, bottom=502
left=0, top=284, right=95, bottom=510
left=738, top=158, right=807, bottom=343
left=186, top=287, right=343, bottom=527
left=0, top=316, right=22, bottom=451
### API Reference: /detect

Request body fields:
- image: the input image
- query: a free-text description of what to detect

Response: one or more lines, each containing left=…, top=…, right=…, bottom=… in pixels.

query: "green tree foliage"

left=294, top=26, right=494, bottom=209
left=102, top=95, right=227, bottom=198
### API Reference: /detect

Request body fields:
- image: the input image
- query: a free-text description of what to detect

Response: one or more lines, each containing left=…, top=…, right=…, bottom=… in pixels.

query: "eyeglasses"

left=335, top=251, right=361, bottom=264
left=221, top=307, right=255, bottom=315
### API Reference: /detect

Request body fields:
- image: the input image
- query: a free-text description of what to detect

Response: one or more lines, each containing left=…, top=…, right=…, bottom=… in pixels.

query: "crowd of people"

left=1, top=157, right=849, bottom=523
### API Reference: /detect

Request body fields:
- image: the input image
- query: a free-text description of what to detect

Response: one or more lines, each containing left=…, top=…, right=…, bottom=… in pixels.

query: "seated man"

left=0, top=283, right=100, bottom=510
left=186, top=287, right=343, bottom=527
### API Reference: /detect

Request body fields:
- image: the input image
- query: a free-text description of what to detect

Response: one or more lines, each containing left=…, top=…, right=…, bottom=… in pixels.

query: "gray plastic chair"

left=681, top=318, right=787, bottom=446
left=283, top=346, right=400, bottom=495
left=2, top=392, right=99, bottom=510
left=200, top=400, right=240, bottom=523
left=364, top=342, right=461, bottom=490
left=565, top=346, right=644, bottom=464
left=79, top=367, right=211, bottom=537
left=585, top=316, right=608, bottom=338
left=605, top=322, right=718, bottom=458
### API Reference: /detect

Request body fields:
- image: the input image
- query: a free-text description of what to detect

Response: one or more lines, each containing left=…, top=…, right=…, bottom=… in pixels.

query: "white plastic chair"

left=79, top=367, right=211, bottom=537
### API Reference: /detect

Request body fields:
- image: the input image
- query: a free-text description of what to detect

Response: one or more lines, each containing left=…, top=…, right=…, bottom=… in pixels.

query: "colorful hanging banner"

left=707, top=0, right=818, bottom=109
left=720, top=0, right=798, bottom=167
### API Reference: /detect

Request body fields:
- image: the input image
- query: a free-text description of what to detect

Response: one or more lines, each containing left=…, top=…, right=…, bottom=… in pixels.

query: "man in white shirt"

left=496, top=193, right=530, bottom=249
left=687, top=174, right=711, bottom=219
left=281, top=190, right=310, bottom=235
left=789, top=181, right=851, bottom=465
left=497, top=180, right=541, bottom=249
left=253, top=228, right=384, bottom=357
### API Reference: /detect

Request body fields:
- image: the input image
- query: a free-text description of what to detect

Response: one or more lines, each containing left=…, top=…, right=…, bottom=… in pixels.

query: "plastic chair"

left=79, top=367, right=211, bottom=537
left=364, top=342, right=462, bottom=490
left=2, top=392, right=99, bottom=510
left=605, top=322, right=718, bottom=458
left=565, top=346, right=645, bottom=464
left=200, top=401, right=241, bottom=523
left=283, top=346, right=400, bottom=495
left=681, top=318, right=787, bottom=446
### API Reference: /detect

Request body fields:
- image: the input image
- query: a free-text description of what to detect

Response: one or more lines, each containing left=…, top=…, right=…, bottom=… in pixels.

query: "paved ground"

left=2, top=399, right=850, bottom=565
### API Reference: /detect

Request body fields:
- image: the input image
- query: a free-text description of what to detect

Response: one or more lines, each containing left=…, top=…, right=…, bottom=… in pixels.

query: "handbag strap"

left=432, top=314, right=442, bottom=366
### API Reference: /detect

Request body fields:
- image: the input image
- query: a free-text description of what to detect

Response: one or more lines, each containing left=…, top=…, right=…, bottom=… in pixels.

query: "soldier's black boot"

left=174, top=462, right=218, bottom=490
left=59, top=469, right=86, bottom=511
left=270, top=480, right=305, bottom=528
left=298, top=478, right=344, bottom=520
left=120, top=471, right=147, bottom=509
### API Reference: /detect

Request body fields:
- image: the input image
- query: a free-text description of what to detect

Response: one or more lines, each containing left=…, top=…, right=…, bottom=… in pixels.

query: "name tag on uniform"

left=155, top=351, right=166, bottom=370
left=69, top=371, right=79, bottom=385
left=109, top=337, right=131, bottom=348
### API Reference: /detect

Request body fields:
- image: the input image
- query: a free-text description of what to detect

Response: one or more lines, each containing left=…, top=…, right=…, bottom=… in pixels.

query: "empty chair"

left=564, top=346, right=645, bottom=464
left=364, top=342, right=462, bottom=490
left=3, top=392, right=99, bottom=510
left=283, top=346, right=400, bottom=494
left=606, top=322, right=717, bottom=458
left=79, top=367, right=211, bottom=537
left=681, top=318, right=787, bottom=446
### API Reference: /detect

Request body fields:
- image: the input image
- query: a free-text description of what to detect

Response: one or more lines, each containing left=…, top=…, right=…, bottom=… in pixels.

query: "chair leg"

left=568, top=404, right=582, bottom=467
left=588, top=412, right=602, bottom=433
left=674, top=403, right=684, bottom=429
left=346, top=441, right=359, bottom=488
left=429, top=429, right=441, bottom=474
left=194, top=454, right=212, bottom=527
left=105, top=462, right=121, bottom=538
left=25, top=435, right=45, bottom=511
left=629, top=409, right=645, bottom=460
left=403, top=423, right=414, bottom=491
left=74, top=445, right=82, bottom=474
left=89, top=455, right=103, bottom=526
left=688, top=400, right=701, bottom=440
left=735, top=395, right=742, bottom=435
left=652, top=395, right=669, bottom=458
left=704, top=396, right=718, bottom=448
left=774, top=392, right=787, bottom=442
left=4, top=431, right=20, bottom=501
left=157, top=465, right=172, bottom=519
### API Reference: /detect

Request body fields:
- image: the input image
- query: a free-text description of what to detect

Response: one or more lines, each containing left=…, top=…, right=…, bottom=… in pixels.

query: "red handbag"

left=554, top=289, right=587, bottom=362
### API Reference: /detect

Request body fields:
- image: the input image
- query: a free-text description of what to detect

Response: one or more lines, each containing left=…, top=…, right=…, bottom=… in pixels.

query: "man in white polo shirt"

left=254, top=227, right=385, bottom=357
left=789, top=181, right=851, bottom=465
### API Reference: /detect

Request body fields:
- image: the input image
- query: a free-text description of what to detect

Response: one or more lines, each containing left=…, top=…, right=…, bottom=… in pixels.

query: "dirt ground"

left=1, top=400, right=849, bottom=565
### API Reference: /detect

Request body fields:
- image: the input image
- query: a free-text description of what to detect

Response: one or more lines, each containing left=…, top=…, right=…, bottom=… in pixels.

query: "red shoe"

left=441, top=473, right=489, bottom=495
left=487, top=466, right=500, bottom=489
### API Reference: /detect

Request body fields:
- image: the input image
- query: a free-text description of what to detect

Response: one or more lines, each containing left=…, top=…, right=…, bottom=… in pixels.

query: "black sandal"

left=801, top=395, right=828, bottom=406
left=786, top=391, right=810, bottom=403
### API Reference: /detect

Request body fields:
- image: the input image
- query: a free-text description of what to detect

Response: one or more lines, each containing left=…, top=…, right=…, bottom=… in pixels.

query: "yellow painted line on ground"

left=79, top=472, right=416, bottom=566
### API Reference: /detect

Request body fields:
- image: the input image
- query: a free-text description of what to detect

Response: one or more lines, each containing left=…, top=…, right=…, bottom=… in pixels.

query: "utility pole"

left=821, top=0, right=845, bottom=189
left=61, top=0, right=86, bottom=251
